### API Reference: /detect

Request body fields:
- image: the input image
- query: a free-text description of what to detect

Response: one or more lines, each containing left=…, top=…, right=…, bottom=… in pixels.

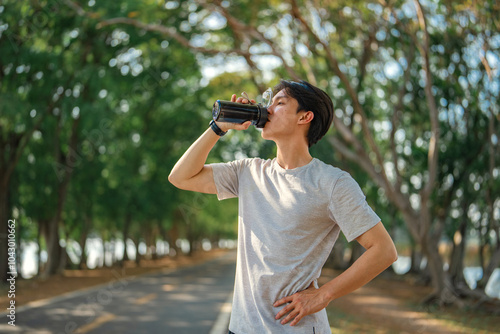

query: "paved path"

left=3, top=251, right=236, bottom=334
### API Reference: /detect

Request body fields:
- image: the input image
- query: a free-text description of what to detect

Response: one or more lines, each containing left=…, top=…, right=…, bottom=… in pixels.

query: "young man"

left=169, top=80, right=397, bottom=333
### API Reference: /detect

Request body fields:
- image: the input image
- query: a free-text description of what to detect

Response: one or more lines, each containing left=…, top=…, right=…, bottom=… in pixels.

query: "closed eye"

left=272, top=95, right=289, bottom=106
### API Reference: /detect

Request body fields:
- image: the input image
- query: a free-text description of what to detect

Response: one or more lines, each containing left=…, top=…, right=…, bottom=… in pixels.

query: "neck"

left=275, top=141, right=312, bottom=170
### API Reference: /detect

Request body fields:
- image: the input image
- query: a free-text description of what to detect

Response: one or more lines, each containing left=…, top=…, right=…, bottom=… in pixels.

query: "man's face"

left=261, top=89, right=307, bottom=142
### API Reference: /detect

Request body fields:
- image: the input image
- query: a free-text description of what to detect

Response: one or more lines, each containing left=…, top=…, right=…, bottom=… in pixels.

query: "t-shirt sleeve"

left=328, top=172, right=381, bottom=242
left=211, top=160, right=245, bottom=200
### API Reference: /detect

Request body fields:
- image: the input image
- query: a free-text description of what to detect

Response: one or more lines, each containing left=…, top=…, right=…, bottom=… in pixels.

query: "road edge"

left=209, top=292, right=233, bottom=334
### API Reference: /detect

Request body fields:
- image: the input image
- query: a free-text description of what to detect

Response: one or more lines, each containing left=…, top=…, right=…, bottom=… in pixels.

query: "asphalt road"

left=3, top=251, right=236, bottom=334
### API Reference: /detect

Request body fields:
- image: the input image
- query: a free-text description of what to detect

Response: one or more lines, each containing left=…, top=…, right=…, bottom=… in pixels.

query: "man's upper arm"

left=355, top=221, right=397, bottom=258
left=172, top=160, right=241, bottom=199
left=172, top=165, right=217, bottom=194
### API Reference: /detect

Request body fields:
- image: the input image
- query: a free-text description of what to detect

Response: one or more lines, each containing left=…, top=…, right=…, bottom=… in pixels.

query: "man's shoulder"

left=220, top=157, right=272, bottom=172
left=312, top=158, right=347, bottom=178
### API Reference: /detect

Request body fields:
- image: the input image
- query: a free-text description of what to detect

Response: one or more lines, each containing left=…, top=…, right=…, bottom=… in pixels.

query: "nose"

left=266, top=104, right=274, bottom=115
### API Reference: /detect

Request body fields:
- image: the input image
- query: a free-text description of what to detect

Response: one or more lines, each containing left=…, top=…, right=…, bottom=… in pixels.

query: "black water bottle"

left=212, top=100, right=269, bottom=128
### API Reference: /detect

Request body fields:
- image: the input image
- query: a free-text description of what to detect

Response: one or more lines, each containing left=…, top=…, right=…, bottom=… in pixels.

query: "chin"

left=260, top=126, right=271, bottom=140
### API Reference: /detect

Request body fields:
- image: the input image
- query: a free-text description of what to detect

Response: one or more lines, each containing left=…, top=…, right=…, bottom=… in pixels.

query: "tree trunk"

left=409, top=242, right=424, bottom=274
left=448, top=219, right=467, bottom=287
left=98, top=238, right=105, bottom=267
left=135, top=241, right=141, bottom=265
left=157, top=220, right=170, bottom=257
left=121, top=213, right=131, bottom=263
left=78, top=216, right=90, bottom=269
left=421, top=231, right=460, bottom=305
left=42, top=172, right=73, bottom=277
left=168, top=219, right=180, bottom=256
left=144, top=226, right=153, bottom=260
left=150, top=239, right=158, bottom=260
left=476, top=245, right=500, bottom=291
left=103, top=240, right=110, bottom=267
left=37, top=220, right=45, bottom=276
left=43, top=213, right=63, bottom=278
left=78, top=234, right=88, bottom=269
left=187, top=237, right=195, bottom=256
left=42, top=116, right=80, bottom=278
left=132, top=237, right=141, bottom=265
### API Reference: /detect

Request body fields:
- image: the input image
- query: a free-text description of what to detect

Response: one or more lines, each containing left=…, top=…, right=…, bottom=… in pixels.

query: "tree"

left=2, top=0, right=214, bottom=278
left=1, top=0, right=70, bottom=281
left=79, top=0, right=500, bottom=306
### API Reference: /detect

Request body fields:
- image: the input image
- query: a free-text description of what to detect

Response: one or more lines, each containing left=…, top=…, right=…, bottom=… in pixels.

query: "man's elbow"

left=374, top=241, right=398, bottom=270
left=168, top=171, right=182, bottom=189
left=386, top=243, right=398, bottom=266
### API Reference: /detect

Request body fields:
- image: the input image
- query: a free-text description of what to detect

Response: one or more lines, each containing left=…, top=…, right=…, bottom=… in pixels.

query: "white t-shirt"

left=212, top=157, right=380, bottom=334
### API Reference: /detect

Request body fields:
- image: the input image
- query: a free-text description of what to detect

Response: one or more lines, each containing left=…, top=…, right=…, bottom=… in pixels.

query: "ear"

left=298, top=111, right=314, bottom=124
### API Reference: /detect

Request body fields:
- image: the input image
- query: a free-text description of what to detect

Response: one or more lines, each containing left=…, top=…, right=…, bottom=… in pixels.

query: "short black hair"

left=272, top=79, right=334, bottom=147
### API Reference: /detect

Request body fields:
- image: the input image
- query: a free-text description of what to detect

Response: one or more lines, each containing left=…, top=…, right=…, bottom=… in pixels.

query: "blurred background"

left=0, top=0, right=499, bottom=332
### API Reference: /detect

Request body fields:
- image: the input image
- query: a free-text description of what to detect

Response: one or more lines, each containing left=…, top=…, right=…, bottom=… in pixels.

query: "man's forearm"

left=321, top=238, right=397, bottom=302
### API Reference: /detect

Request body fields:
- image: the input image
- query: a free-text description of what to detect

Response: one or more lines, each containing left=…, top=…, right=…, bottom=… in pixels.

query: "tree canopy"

left=1, top=0, right=499, bottom=306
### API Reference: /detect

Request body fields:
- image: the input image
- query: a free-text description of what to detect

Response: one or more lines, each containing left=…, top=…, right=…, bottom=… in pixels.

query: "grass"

left=328, top=308, right=402, bottom=334
left=322, top=268, right=500, bottom=334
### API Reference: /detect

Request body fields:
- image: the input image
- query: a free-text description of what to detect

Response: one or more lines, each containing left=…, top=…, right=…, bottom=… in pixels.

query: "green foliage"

left=1, top=0, right=240, bottom=271
left=1, top=0, right=499, bottom=283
